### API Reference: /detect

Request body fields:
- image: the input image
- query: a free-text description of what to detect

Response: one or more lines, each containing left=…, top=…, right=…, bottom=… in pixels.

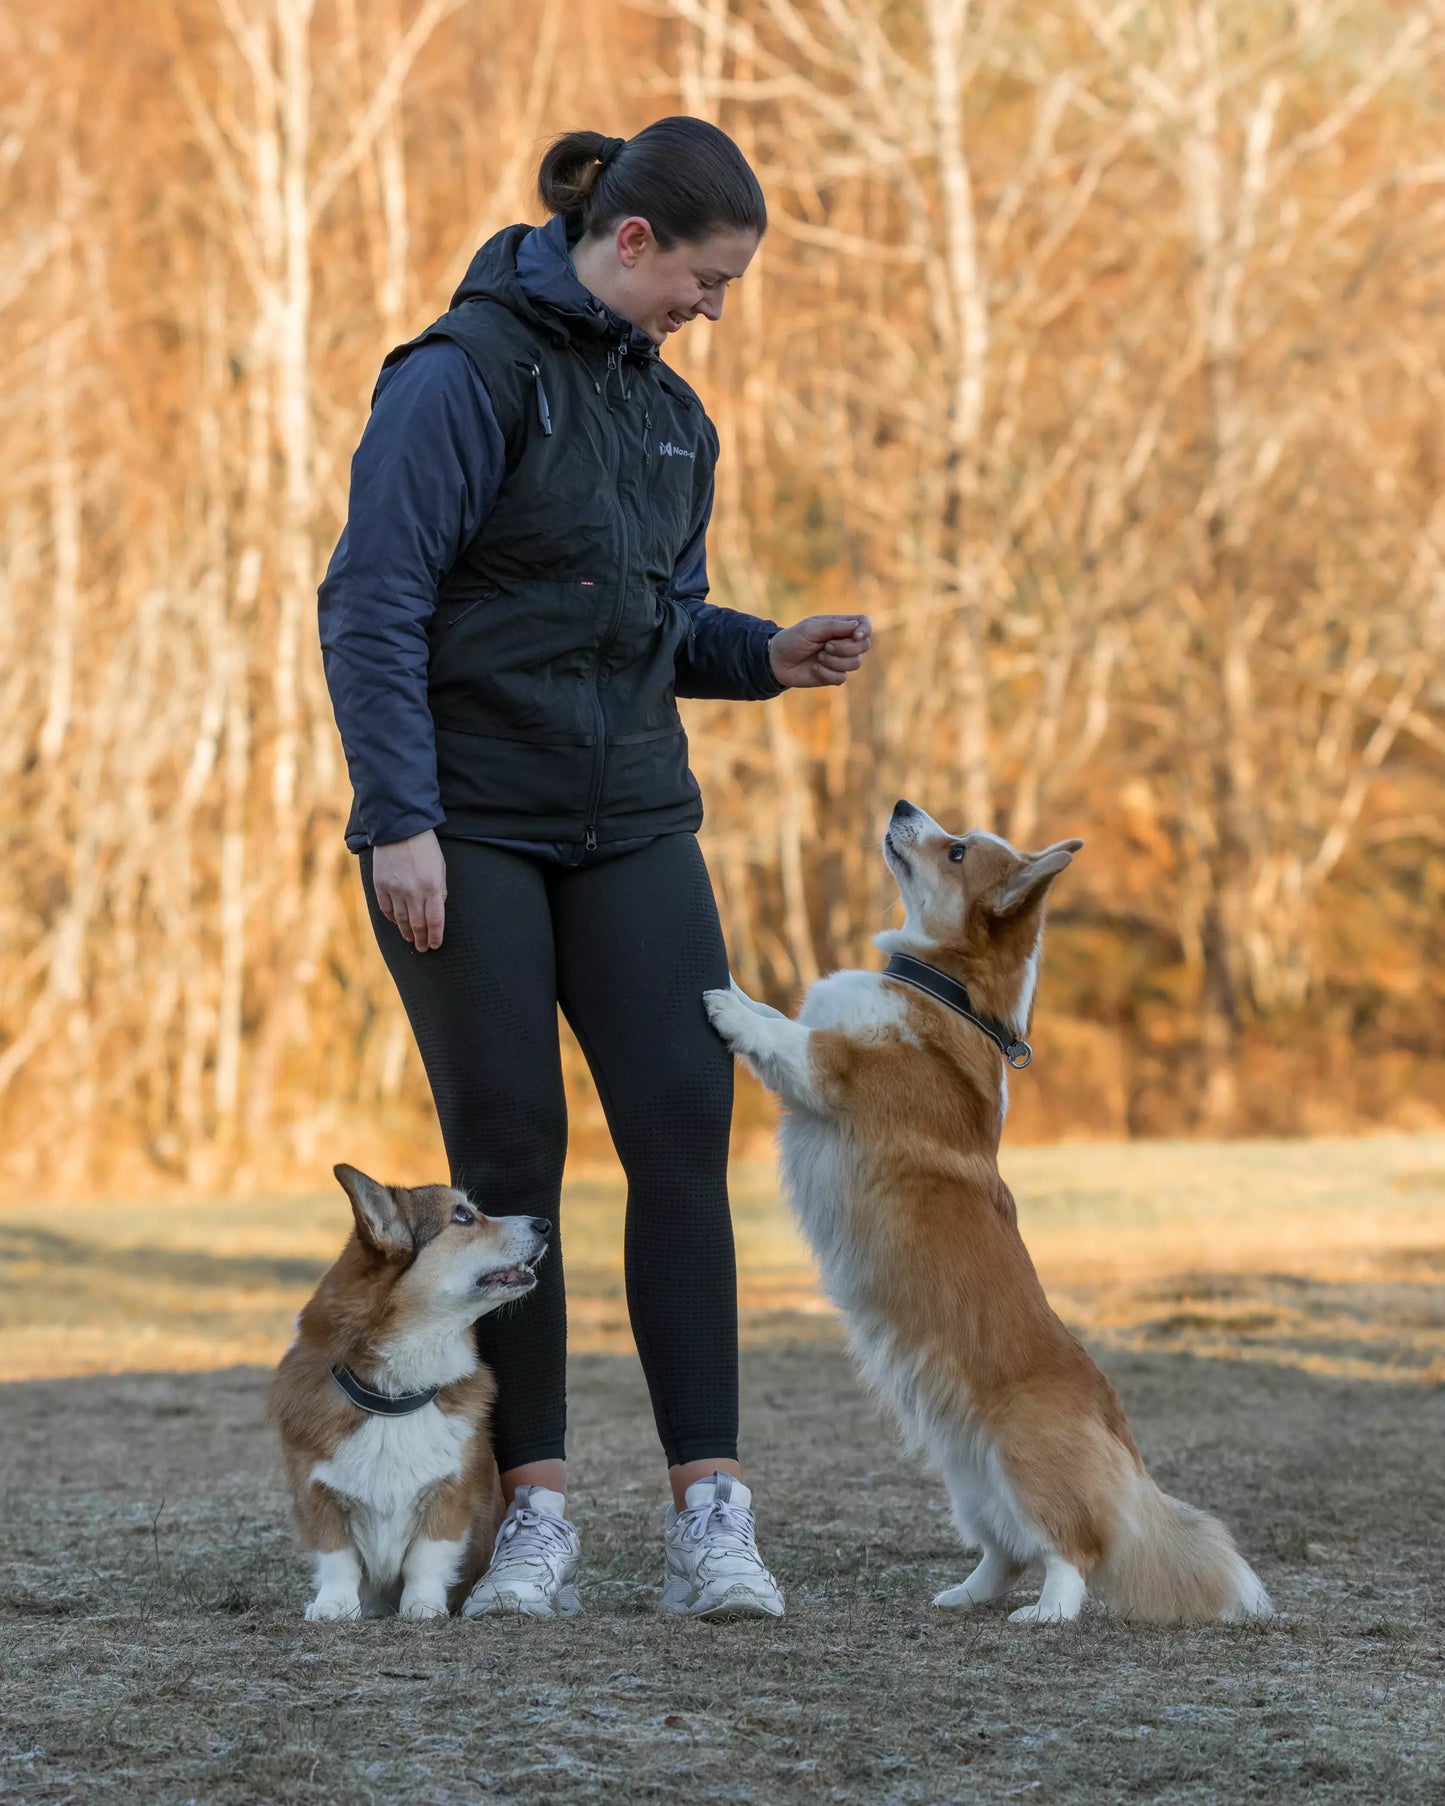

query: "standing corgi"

left=269, top=1163, right=550, bottom=1620
left=704, top=801, right=1272, bottom=1625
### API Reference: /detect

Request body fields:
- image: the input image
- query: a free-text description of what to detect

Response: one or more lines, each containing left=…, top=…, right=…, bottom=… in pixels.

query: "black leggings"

left=359, top=833, right=738, bottom=1471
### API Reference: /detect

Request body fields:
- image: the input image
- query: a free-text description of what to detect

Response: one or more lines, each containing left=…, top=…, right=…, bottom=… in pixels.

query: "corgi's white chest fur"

left=778, top=966, right=1006, bottom=1532
left=780, top=970, right=914, bottom=1311
left=311, top=1405, right=473, bottom=1586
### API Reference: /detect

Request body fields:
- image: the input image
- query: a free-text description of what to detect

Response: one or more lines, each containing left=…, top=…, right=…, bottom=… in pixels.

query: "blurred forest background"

left=1, top=0, right=1442, bottom=1202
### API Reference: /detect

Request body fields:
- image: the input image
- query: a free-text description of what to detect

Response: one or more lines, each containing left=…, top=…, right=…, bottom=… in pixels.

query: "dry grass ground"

left=1, top=1137, right=1442, bottom=1802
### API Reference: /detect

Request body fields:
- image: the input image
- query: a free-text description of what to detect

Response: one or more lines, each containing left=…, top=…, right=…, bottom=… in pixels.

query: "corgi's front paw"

left=730, top=977, right=789, bottom=1020
left=703, top=985, right=754, bottom=1050
left=399, top=1589, right=449, bottom=1621
left=305, top=1590, right=362, bottom=1622
left=1007, top=1599, right=1079, bottom=1625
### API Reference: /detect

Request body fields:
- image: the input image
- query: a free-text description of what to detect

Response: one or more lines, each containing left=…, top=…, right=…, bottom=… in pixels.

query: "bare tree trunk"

left=926, top=0, right=992, bottom=828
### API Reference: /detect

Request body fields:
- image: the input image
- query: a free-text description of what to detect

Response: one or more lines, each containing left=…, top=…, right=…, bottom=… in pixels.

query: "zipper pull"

left=584, top=826, right=598, bottom=852
left=530, top=363, right=553, bottom=436
left=644, top=411, right=652, bottom=466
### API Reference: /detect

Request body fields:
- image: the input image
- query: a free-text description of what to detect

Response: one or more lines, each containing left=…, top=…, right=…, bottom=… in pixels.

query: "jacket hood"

left=449, top=214, right=659, bottom=361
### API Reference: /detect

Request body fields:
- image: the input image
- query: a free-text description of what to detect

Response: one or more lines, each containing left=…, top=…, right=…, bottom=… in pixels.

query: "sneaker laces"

left=491, top=1505, right=575, bottom=1565
left=677, top=1497, right=758, bottom=1555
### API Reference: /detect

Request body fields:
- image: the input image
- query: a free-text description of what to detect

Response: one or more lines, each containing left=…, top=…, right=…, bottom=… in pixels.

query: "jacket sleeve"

left=669, top=473, right=786, bottom=702
left=318, top=339, right=506, bottom=849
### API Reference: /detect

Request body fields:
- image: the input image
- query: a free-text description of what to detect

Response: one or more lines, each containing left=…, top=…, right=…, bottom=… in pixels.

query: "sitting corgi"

left=269, top=1163, right=549, bottom=1620
left=704, top=801, right=1271, bottom=1625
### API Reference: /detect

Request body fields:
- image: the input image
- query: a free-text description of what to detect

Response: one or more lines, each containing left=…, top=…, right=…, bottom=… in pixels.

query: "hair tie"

left=598, top=136, right=626, bottom=170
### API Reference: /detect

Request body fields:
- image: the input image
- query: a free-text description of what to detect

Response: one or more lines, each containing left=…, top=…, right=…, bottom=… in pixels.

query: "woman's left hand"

left=768, top=614, right=873, bottom=689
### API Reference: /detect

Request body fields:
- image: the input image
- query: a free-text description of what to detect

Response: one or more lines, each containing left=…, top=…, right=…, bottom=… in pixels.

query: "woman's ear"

left=614, top=216, right=653, bottom=268
left=334, top=1162, right=411, bottom=1257
left=992, top=839, right=1084, bottom=917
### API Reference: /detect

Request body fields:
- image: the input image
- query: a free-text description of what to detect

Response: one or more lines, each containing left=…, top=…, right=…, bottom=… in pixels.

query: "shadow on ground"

left=0, top=1222, right=328, bottom=1292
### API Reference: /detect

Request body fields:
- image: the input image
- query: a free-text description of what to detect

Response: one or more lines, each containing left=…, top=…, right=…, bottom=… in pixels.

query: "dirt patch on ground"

left=1, top=1335, right=1440, bottom=1804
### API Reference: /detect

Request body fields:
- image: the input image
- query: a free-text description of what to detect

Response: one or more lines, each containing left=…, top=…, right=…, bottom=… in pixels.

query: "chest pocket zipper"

left=516, top=359, right=553, bottom=435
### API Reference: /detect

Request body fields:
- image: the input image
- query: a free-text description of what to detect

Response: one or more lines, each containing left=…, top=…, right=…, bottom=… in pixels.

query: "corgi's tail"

left=1096, top=1479, right=1273, bottom=1625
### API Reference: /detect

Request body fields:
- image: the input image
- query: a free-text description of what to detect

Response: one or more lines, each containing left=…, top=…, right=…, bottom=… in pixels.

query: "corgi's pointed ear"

left=334, top=1162, right=410, bottom=1256
left=993, top=838, right=1083, bottom=917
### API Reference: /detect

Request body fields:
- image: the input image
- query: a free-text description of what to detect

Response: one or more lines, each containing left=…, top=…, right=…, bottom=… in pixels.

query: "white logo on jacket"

left=657, top=440, right=695, bottom=459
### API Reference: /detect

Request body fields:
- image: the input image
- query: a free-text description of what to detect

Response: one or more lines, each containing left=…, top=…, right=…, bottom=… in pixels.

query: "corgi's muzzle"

left=475, top=1216, right=551, bottom=1297
left=884, top=797, right=922, bottom=869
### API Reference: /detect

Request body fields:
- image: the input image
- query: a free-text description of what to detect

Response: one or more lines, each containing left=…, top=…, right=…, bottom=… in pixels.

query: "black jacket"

left=319, top=215, right=783, bottom=852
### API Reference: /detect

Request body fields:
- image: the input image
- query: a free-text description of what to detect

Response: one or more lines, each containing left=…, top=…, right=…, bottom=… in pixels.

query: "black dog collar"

left=883, top=953, right=1033, bottom=1068
left=331, top=1365, right=440, bottom=1417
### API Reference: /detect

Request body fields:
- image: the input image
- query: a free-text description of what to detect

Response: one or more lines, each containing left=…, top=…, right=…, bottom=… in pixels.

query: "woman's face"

left=580, top=220, right=760, bottom=346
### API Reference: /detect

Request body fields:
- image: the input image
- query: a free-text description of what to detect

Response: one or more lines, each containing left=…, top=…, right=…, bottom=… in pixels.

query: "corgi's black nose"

left=892, top=798, right=918, bottom=818
left=530, top=1218, right=553, bottom=1238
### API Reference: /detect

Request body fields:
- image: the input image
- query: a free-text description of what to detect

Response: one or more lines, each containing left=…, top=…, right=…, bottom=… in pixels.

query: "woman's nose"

left=698, top=292, right=724, bottom=322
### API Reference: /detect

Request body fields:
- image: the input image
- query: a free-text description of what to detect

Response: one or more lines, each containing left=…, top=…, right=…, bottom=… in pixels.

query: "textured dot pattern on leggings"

left=360, top=834, right=740, bottom=1472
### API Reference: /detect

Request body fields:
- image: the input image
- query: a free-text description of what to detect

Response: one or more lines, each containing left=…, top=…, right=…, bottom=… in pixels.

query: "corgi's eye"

left=451, top=1203, right=476, bottom=1225
left=948, top=843, right=967, bottom=863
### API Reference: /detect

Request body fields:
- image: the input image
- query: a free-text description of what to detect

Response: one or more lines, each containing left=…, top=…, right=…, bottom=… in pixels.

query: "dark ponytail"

left=537, top=116, right=767, bottom=249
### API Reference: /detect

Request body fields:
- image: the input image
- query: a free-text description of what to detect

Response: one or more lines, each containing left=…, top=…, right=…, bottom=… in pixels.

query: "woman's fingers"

left=376, top=883, right=431, bottom=949
left=388, top=886, right=445, bottom=951
left=422, top=888, right=447, bottom=952
left=376, top=884, right=413, bottom=939
left=372, top=830, right=448, bottom=953
left=809, top=613, right=869, bottom=640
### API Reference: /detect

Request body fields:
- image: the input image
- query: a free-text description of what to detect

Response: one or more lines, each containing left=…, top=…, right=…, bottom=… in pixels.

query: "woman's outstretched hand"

left=373, top=828, right=448, bottom=952
left=768, top=615, right=873, bottom=689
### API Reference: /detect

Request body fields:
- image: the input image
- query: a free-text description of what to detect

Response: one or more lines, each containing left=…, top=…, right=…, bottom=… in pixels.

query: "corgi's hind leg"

left=933, top=1438, right=1027, bottom=1608
left=933, top=1543, right=1024, bottom=1610
left=1008, top=1553, right=1087, bottom=1624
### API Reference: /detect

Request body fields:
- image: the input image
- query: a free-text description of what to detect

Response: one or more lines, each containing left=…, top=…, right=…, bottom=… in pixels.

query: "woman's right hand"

left=373, top=829, right=447, bottom=952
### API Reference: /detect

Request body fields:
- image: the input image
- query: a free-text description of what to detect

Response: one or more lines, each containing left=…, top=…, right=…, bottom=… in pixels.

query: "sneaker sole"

left=676, top=1598, right=785, bottom=1622
left=659, top=1583, right=784, bottom=1621
left=463, top=1586, right=582, bottom=1621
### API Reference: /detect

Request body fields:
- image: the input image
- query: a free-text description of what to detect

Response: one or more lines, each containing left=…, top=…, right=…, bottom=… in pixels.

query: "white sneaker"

left=462, top=1486, right=581, bottom=1619
left=660, top=1473, right=785, bottom=1620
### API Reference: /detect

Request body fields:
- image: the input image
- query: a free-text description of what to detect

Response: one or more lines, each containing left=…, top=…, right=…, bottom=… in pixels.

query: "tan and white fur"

left=704, top=800, right=1272, bottom=1626
left=269, top=1163, right=549, bottom=1621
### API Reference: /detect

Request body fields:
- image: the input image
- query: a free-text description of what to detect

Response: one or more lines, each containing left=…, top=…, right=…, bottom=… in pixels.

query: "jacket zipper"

left=516, top=359, right=554, bottom=435
left=581, top=336, right=634, bottom=853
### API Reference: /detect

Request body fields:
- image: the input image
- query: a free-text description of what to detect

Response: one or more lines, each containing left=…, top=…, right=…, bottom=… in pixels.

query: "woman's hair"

left=537, top=117, right=767, bottom=248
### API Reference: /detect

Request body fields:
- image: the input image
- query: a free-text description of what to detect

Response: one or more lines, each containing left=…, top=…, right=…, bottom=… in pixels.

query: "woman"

left=319, top=117, right=872, bottom=1620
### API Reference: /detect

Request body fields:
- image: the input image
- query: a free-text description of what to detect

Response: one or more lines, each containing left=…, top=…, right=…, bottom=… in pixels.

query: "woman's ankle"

left=500, top=1459, right=568, bottom=1508
left=668, top=1457, right=742, bottom=1511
